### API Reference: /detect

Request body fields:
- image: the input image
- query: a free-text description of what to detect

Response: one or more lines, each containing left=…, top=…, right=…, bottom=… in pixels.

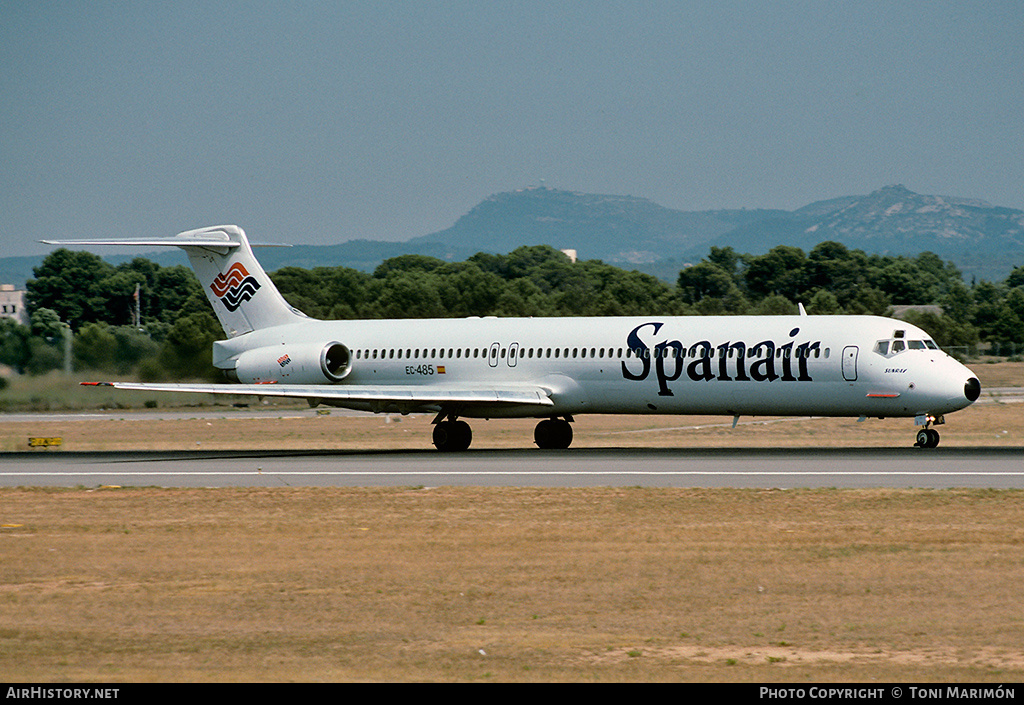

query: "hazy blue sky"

left=2, top=1, right=1022, bottom=257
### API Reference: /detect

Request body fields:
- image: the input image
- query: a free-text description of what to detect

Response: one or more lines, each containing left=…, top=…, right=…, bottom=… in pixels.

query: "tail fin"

left=42, top=225, right=306, bottom=337
left=175, top=225, right=304, bottom=336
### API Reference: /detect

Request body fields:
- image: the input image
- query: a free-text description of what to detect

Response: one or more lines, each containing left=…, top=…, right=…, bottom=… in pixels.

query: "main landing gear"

left=534, top=416, right=573, bottom=449
left=431, top=413, right=575, bottom=451
left=914, top=415, right=943, bottom=448
left=432, top=417, right=472, bottom=452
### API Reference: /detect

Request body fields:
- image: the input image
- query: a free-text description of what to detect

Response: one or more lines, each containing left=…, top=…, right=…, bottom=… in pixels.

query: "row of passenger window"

left=354, top=345, right=831, bottom=361
left=634, top=346, right=829, bottom=360
left=354, top=347, right=628, bottom=361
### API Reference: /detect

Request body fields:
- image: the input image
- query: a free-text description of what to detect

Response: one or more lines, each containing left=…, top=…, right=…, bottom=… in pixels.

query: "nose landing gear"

left=915, top=428, right=940, bottom=448
left=914, top=415, right=943, bottom=448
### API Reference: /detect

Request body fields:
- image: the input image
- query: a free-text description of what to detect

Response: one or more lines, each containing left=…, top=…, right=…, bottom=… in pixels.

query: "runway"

left=2, top=447, right=1023, bottom=489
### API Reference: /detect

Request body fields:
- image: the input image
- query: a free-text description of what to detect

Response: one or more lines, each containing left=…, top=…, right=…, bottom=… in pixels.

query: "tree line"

left=2, top=241, right=1022, bottom=380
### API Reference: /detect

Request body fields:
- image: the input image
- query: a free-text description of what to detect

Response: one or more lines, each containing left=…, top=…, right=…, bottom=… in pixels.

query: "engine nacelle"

left=228, top=341, right=352, bottom=384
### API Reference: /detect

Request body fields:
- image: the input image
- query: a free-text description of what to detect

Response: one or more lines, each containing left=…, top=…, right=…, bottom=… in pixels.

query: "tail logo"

left=210, top=263, right=261, bottom=312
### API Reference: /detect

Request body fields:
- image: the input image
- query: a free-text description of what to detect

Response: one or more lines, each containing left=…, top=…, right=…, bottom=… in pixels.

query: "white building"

left=0, top=284, right=30, bottom=326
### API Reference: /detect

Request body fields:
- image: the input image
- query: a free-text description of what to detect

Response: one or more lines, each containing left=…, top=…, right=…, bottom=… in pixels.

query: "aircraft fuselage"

left=212, top=313, right=979, bottom=421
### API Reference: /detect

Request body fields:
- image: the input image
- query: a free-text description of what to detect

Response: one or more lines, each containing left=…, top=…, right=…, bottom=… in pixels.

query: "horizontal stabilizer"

left=41, top=238, right=241, bottom=248
left=41, top=238, right=290, bottom=248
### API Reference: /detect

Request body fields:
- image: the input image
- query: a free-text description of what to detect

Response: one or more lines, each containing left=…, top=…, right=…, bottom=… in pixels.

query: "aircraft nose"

left=964, top=377, right=981, bottom=402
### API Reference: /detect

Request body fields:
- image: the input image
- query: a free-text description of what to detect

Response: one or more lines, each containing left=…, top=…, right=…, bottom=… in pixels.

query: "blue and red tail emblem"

left=210, top=263, right=261, bottom=312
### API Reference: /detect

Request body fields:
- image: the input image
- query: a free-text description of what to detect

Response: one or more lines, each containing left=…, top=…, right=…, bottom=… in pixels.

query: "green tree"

left=373, top=254, right=446, bottom=279
left=493, top=278, right=554, bottom=317
left=705, top=246, right=742, bottom=284
left=752, top=294, right=798, bottom=316
left=111, top=326, right=161, bottom=372
left=983, top=287, right=1024, bottom=347
left=434, top=262, right=505, bottom=316
left=876, top=258, right=937, bottom=304
left=743, top=246, right=807, bottom=301
left=376, top=271, right=445, bottom=319
left=73, top=323, right=117, bottom=371
left=26, top=249, right=116, bottom=328
left=0, top=318, right=32, bottom=373
left=806, top=289, right=844, bottom=315
left=471, top=245, right=576, bottom=295
left=271, top=267, right=326, bottom=317
left=150, top=265, right=202, bottom=323
left=599, top=267, right=680, bottom=316
left=844, top=287, right=892, bottom=316
left=30, top=308, right=65, bottom=340
left=972, top=281, right=1005, bottom=342
left=677, top=262, right=739, bottom=305
left=98, top=270, right=147, bottom=325
left=25, top=337, right=63, bottom=375
left=806, top=241, right=869, bottom=306
left=73, top=323, right=161, bottom=373
left=940, top=281, right=976, bottom=322
left=159, top=312, right=222, bottom=379
left=901, top=310, right=979, bottom=350
left=319, top=267, right=377, bottom=319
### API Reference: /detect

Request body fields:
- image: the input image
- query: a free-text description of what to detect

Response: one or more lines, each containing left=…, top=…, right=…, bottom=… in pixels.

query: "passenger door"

left=842, top=346, right=858, bottom=381
left=507, top=342, right=519, bottom=368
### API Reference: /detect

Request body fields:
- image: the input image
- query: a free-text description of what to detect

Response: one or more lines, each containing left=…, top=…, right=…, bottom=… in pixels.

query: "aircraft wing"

left=83, top=381, right=554, bottom=413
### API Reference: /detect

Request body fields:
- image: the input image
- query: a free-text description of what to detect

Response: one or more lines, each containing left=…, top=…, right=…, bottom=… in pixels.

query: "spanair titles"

left=621, top=322, right=822, bottom=397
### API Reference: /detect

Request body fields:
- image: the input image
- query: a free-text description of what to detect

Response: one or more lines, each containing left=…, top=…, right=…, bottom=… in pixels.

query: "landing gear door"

left=842, top=346, right=858, bottom=381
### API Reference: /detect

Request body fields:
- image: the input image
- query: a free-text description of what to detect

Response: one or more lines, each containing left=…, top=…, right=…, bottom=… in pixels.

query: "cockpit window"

left=873, top=337, right=942, bottom=357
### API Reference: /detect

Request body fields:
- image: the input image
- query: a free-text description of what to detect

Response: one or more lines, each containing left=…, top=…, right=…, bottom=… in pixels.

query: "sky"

left=2, top=0, right=1022, bottom=258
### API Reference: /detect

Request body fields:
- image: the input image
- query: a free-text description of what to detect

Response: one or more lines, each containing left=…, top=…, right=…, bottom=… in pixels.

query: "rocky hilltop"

left=714, top=185, right=1024, bottom=279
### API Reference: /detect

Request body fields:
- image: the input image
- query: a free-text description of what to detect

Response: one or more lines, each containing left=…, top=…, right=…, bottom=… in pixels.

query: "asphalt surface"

left=2, top=447, right=1022, bottom=489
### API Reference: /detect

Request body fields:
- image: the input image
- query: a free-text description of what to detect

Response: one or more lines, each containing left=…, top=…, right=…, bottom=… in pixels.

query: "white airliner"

left=44, top=225, right=981, bottom=451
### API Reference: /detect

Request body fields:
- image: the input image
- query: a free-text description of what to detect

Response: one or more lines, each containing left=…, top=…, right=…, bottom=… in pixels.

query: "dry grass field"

left=1, top=361, right=1022, bottom=682
left=3, top=486, right=1024, bottom=682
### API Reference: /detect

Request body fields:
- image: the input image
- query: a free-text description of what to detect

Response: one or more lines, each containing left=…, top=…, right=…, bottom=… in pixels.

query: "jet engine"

left=228, top=341, right=352, bottom=384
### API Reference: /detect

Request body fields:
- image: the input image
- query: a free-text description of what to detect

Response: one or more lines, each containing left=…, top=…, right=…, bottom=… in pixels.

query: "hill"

left=415, top=184, right=1023, bottom=281
left=409, top=186, right=784, bottom=266
left=710, top=185, right=1024, bottom=281
left=4, top=185, right=1022, bottom=287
